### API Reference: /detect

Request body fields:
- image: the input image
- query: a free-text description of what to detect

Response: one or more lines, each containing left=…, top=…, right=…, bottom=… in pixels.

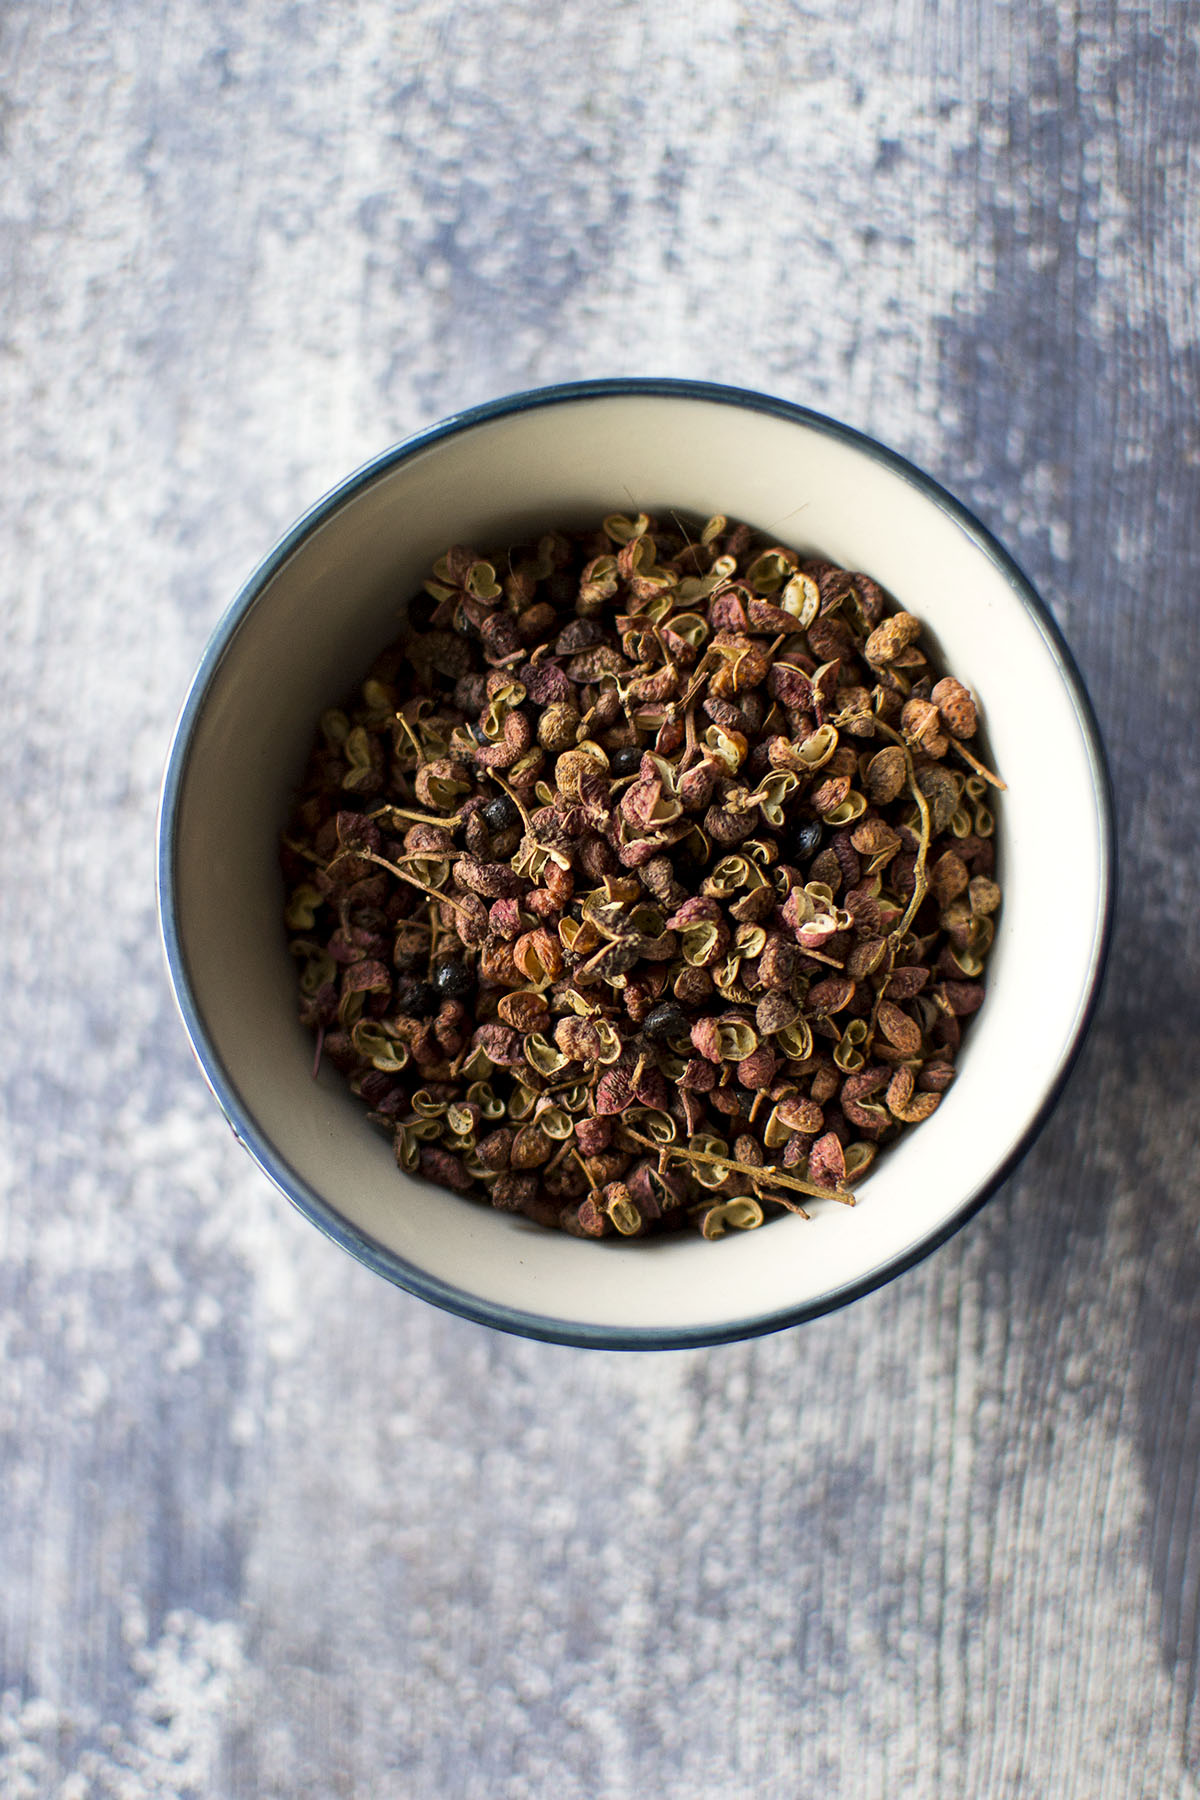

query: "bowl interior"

left=164, top=389, right=1109, bottom=1344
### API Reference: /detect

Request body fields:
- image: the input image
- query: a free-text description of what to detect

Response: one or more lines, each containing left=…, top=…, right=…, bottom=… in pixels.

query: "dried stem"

left=756, top=1191, right=810, bottom=1220
left=544, top=1138, right=574, bottom=1176
left=799, top=947, right=846, bottom=970
left=333, top=847, right=476, bottom=920
left=860, top=719, right=936, bottom=1056
left=281, top=835, right=325, bottom=868
left=366, top=802, right=466, bottom=828
left=394, top=712, right=427, bottom=765
left=681, top=698, right=699, bottom=765
left=872, top=720, right=931, bottom=941
left=950, top=737, right=1007, bottom=790
left=570, top=1145, right=601, bottom=1200
left=668, top=509, right=699, bottom=560
left=681, top=651, right=716, bottom=710
left=897, top=780, right=933, bottom=940
left=625, top=1129, right=847, bottom=1205
left=485, top=767, right=534, bottom=832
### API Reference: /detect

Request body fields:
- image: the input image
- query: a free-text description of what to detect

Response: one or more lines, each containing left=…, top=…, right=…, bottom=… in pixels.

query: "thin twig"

left=756, top=1191, right=811, bottom=1220
left=570, top=1146, right=601, bottom=1200
left=680, top=697, right=701, bottom=770
left=668, top=509, right=699, bottom=564
left=544, top=1137, right=574, bottom=1175
left=798, top=947, right=846, bottom=970
left=624, top=1129, right=847, bottom=1204
left=281, top=835, right=325, bottom=867
left=334, top=847, right=476, bottom=920
left=365, top=802, right=466, bottom=828
left=872, top=720, right=932, bottom=941
left=949, top=737, right=1007, bottom=790
left=860, top=719, right=936, bottom=1056
left=485, top=767, right=533, bottom=832
left=681, top=650, right=717, bottom=710
left=394, top=712, right=427, bottom=765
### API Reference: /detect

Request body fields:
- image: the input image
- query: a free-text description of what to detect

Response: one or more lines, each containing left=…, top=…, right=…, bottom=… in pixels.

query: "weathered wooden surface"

left=1, top=2, right=1197, bottom=1795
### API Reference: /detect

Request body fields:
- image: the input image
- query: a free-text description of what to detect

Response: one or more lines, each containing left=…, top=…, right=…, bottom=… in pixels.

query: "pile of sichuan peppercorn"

left=281, top=511, right=1002, bottom=1240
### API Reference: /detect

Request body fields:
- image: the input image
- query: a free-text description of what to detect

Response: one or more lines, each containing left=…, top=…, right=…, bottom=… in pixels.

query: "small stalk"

left=872, top=719, right=931, bottom=942
left=365, top=802, right=466, bottom=828
left=485, top=767, right=534, bottom=833
left=332, top=847, right=476, bottom=921
left=625, top=1129, right=847, bottom=1205
left=950, top=737, right=1007, bottom=790
left=394, top=712, right=428, bottom=765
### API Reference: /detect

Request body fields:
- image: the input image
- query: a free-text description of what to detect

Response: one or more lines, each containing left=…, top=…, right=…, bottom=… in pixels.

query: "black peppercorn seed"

left=642, top=1001, right=690, bottom=1042
left=483, top=795, right=519, bottom=832
left=793, top=818, right=824, bottom=862
left=609, top=746, right=643, bottom=776
left=434, top=959, right=475, bottom=999
left=409, top=980, right=439, bottom=1017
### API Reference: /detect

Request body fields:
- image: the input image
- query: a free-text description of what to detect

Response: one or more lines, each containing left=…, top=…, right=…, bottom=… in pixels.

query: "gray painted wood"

left=1, top=2, right=1196, bottom=1794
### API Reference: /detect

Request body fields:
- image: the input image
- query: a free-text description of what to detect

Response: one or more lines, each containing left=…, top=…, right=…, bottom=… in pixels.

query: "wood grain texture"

left=1, top=1, right=1197, bottom=1795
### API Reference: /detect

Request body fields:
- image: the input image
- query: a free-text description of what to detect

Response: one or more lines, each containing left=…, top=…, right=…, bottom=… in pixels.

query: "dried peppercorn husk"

left=282, top=511, right=1003, bottom=1239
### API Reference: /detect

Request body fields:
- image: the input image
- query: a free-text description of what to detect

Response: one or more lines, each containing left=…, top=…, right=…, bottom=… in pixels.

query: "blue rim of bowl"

left=158, top=377, right=1117, bottom=1351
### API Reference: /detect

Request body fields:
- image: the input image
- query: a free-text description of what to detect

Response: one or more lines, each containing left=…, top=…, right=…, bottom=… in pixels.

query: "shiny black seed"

left=793, top=818, right=823, bottom=862
left=434, top=959, right=475, bottom=999
left=642, top=1001, right=690, bottom=1042
left=396, top=977, right=438, bottom=1018
left=609, top=746, right=642, bottom=776
left=483, top=795, right=519, bottom=832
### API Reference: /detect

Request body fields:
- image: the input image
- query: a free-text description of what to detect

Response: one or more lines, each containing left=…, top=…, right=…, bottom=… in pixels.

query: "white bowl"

left=157, top=380, right=1114, bottom=1348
